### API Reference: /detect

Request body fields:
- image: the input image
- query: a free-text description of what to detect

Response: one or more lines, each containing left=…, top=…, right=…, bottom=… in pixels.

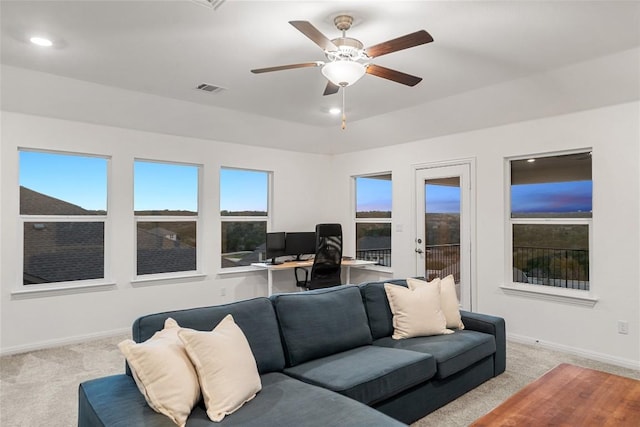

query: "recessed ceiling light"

left=526, top=158, right=536, bottom=163
left=329, top=107, right=341, bottom=115
left=30, top=36, right=53, bottom=47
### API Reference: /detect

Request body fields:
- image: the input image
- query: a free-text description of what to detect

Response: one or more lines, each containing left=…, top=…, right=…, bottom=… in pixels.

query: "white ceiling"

left=1, top=1, right=639, bottom=154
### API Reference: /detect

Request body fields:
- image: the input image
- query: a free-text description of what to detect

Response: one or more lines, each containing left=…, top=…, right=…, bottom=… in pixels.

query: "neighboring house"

left=20, top=186, right=93, bottom=216
left=21, top=186, right=104, bottom=284
left=21, top=186, right=195, bottom=282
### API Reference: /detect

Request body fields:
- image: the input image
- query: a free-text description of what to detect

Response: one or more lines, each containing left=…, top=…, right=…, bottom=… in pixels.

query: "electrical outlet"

left=618, top=320, right=629, bottom=335
left=220, top=287, right=226, bottom=297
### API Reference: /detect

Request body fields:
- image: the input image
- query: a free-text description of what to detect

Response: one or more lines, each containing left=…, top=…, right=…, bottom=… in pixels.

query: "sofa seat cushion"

left=373, top=330, right=496, bottom=380
left=79, top=372, right=407, bottom=427
left=283, top=345, right=436, bottom=405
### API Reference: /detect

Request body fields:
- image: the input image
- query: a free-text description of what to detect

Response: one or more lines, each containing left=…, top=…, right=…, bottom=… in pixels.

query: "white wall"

left=0, top=112, right=331, bottom=354
left=331, top=102, right=640, bottom=369
left=2, top=101, right=638, bottom=370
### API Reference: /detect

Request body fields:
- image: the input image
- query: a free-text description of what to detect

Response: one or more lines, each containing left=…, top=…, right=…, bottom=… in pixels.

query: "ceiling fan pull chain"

left=342, top=87, right=347, bottom=130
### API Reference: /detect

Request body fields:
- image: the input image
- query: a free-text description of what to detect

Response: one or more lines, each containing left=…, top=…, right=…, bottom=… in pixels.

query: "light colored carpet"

left=1, top=336, right=638, bottom=426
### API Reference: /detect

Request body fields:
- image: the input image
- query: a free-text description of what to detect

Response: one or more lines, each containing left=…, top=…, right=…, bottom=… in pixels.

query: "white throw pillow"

left=406, top=277, right=439, bottom=291
left=438, top=275, right=465, bottom=329
left=118, top=318, right=200, bottom=427
left=178, top=314, right=262, bottom=423
left=384, top=280, right=453, bottom=339
left=407, top=276, right=465, bottom=330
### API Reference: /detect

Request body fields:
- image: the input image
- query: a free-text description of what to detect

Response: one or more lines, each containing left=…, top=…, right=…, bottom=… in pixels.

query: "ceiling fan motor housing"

left=326, top=37, right=366, bottom=61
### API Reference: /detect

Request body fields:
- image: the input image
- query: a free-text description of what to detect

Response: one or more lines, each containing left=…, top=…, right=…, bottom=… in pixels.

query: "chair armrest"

left=460, top=311, right=506, bottom=376
left=294, top=267, right=308, bottom=288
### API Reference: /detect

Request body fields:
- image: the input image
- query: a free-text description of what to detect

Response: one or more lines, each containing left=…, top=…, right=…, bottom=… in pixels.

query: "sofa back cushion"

left=132, top=297, right=285, bottom=375
left=271, top=286, right=373, bottom=366
left=359, top=279, right=409, bottom=340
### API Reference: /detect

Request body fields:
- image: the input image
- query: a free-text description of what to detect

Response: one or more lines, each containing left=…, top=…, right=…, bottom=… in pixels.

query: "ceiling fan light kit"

left=251, top=14, right=433, bottom=129
left=321, top=61, right=366, bottom=87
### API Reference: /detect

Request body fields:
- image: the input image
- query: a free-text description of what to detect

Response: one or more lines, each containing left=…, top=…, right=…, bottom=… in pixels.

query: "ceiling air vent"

left=190, top=0, right=226, bottom=10
left=195, top=83, right=225, bottom=94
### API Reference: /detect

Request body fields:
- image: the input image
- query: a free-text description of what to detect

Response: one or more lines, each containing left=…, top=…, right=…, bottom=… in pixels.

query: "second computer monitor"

left=285, top=232, right=317, bottom=261
left=265, top=232, right=286, bottom=264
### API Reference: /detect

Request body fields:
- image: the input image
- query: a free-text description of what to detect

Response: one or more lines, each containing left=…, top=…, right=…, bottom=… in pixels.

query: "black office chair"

left=295, top=223, right=343, bottom=290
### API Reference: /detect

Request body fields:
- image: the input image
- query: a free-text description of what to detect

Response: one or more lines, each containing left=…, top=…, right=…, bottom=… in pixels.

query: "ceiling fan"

left=251, top=15, right=433, bottom=128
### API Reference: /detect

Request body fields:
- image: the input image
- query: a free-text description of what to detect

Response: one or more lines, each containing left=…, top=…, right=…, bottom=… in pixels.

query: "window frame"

left=16, top=148, right=113, bottom=294
left=502, top=150, right=597, bottom=307
left=219, top=167, right=272, bottom=272
left=353, top=172, right=393, bottom=268
left=133, top=158, right=202, bottom=282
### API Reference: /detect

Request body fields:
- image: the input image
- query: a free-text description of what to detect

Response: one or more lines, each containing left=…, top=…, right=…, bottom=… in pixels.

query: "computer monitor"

left=265, top=232, right=286, bottom=264
left=285, top=231, right=317, bottom=261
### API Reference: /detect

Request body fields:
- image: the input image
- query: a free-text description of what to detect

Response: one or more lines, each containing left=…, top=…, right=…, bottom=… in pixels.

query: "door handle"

left=415, top=248, right=423, bottom=254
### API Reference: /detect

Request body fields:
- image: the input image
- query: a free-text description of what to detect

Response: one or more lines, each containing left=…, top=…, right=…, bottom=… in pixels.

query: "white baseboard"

left=507, top=332, right=640, bottom=371
left=0, top=328, right=130, bottom=356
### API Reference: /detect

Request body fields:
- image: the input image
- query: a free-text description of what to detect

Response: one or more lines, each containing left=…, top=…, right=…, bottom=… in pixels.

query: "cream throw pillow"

left=178, top=314, right=262, bottom=423
left=384, top=280, right=453, bottom=339
left=407, top=276, right=465, bottom=330
left=118, top=318, right=200, bottom=427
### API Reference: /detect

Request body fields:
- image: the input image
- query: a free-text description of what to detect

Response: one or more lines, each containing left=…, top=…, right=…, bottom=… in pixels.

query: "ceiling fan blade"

left=364, top=30, right=434, bottom=58
left=251, top=62, right=323, bottom=74
left=366, top=64, right=423, bottom=86
left=289, top=21, right=338, bottom=51
left=323, top=81, right=340, bottom=96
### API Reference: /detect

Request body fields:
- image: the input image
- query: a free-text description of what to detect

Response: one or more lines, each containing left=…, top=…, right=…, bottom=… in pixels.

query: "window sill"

left=499, top=283, right=598, bottom=307
left=11, top=281, right=116, bottom=299
left=131, top=273, right=207, bottom=286
left=356, top=265, right=393, bottom=274
left=217, top=266, right=263, bottom=275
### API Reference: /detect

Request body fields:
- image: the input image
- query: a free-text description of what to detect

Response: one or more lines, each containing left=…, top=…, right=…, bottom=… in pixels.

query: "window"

left=509, top=152, right=592, bottom=291
left=354, top=173, right=392, bottom=267
left=19, top=150, right=108, bottom=285
left=134, top=160, right=199, bottom=277
left=220, top=168, right=270, bottom=268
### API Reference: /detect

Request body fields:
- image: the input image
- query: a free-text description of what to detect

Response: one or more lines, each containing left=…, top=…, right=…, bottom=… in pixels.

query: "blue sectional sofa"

left=78, top=280, right=505, bottom=426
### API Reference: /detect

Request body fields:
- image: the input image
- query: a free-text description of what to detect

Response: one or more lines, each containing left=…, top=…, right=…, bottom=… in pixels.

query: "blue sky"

left=20, top=153, right=269, bottom=213
left=356, top=177, right=392, bottom=212
left=356, top=177, right=462, bottom=214
left=220, top=168, right=268, bottom=212
left=134, top=161, right=198, bottom=211
left=426, top=184, right=461, bottom=213
left=19, top=151, right=108, bottom=211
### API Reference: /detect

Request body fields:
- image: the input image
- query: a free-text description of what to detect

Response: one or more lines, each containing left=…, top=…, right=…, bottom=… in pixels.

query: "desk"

left=251, top=259, right=376, bottom=296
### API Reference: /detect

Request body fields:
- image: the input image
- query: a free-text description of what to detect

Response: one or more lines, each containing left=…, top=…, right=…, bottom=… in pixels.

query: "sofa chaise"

left=78, top=280, right=505, bottom=426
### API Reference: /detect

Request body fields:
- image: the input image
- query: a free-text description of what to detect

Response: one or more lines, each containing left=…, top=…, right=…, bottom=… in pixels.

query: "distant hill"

left=135, top=210, right=197, bottom=216
left=356, top=211, right=391, bottom=219
left=220, top=210, right=267, bottom=216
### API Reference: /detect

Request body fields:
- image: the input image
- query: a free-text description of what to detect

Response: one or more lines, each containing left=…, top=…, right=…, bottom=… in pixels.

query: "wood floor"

left=471, top=363, right=640, bottom=426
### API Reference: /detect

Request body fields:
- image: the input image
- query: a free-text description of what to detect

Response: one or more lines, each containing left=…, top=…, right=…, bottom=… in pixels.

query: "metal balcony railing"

left=513, top=246, right=589, bottom=290
left=357, top=244, right=589, bottom=291
left=424, top=244, right=460, bottom=282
